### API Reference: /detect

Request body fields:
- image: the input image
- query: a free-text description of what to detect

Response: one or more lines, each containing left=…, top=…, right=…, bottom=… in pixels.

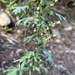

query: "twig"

left=1, top=32, right=19, bottom=44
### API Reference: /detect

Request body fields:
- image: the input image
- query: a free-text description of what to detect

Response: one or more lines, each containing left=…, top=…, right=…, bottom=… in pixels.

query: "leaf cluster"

left=5, top=47, right=54, bottom=75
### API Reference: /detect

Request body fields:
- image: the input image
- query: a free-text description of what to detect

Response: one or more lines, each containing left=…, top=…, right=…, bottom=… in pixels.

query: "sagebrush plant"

left=4, top=0, right=66, bottom=75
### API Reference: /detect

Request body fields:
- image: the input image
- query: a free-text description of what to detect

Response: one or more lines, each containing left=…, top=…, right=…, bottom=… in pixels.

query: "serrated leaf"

left=24, top=35, right=35, bottom=42
left=12, top=6, right=29, bottom=14
left=42, top=48, right=54, bottom=66
left=16, top=18, right=26, bottom=25
left=5, top=66, right=19, bottom=75
left=24, top=17, right=30, bottom=25
left=16, top=17, right=30, bottom=25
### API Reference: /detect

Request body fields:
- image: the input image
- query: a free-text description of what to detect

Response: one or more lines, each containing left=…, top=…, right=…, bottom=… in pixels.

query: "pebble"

left=52, top=29, right=61, bottom=38
left=16, top=49, right=24, bottom=55
left=55, top=39, right=61, bottom=43
left=65, top=49, right=75, bottom=54
left=64, top=25, right=73, bottom=31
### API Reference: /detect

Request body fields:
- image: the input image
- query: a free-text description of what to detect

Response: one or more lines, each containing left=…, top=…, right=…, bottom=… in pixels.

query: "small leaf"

left=23, top=67, right=30, bottom=71
left=24, top=17, right=30, bottom=25
left=40, top=16, right=45, bottom=21
left=9, top=0, right=18, bottom=6
left=42, top=48, right=54, bottom=66
left=24, top=35, right=35, bottom=42
left=20, top=60, right=26, bottom=69
left=49, top=11, right=54, bottom=15
left=19, top=70, right=23, bottom=75
left=4, top=66, right=19, bottom=75
left=29, top=70, right=32, bottom=75
left=55, top=13, right=62, bottom=20
left=12, top=6, right=29, bottom=14
left=55, top=13, right=67, bottom=22
left=37, top=39, right=42, bottom=46
left=16, top=18, right=26, bottom=25
left=34, top=57, right=37, bottom=62
left=33, top=66, right=40, bottom=71
left=41, top=66, right=48, bottom=74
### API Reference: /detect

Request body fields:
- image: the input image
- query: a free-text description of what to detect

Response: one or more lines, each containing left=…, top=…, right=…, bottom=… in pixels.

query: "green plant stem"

left=23, top=26, right=27, bottom=52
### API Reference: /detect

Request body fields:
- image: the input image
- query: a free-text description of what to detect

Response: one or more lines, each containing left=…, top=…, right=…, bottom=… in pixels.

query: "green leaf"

left=24, top=17, right=30, bottom=25
left=42, top=48, right=54, bottom=66
left=55, top=13, right=62, bottom=20
left=13, top=55, right=26, bottom=63
left=55, top=13, right=67, bottom=22
left=9, top=0, right=18, bottom=6
left=12, top=6, right=29, bottom=14
left=16, top=17, right=30, bottom=25
left=23, top=67, right=30, bottom=71
left=49, top=11, right=54, bottom=15
left=16, top=18, right=26, bottom=25
left=54, top=0, right=58, bottom=2
left=24, top=35, right=35, bottom=42
left=33, top=66, right=40, bottom=71
left=29, top=70, right=32, bottom=75
left=19, top=71, right=23, bottom=75
left=41, top=66, right=48, bottom=74
left=34, top=57, right=38, bottom=63
left=20, top=60, right=26, bottom=70
left=37, top=39, right=42, bottom=46
left=40, top=16, right=45, bottom=21
left=4, top=66, right=19, bottom=75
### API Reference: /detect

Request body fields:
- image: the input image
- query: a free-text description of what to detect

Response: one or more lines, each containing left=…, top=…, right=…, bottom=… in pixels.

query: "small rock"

left=65, top=49, right=75, bottom=54
left=0, top=11, right=11, bottom=26
left=10, top=51, right=14, bottom=57
left=52, top=29, right=61, bottom=38
left=17, top=30, right=22, bottom=34
left=55, top=39, right=61, bottom=43
left=58, top=45, right=62, bottom=49
left=16, top=49, right=24, bottom=56
left=64, top=25, right=73, bottom=31
left=58, top=60, right=64, bottom=64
